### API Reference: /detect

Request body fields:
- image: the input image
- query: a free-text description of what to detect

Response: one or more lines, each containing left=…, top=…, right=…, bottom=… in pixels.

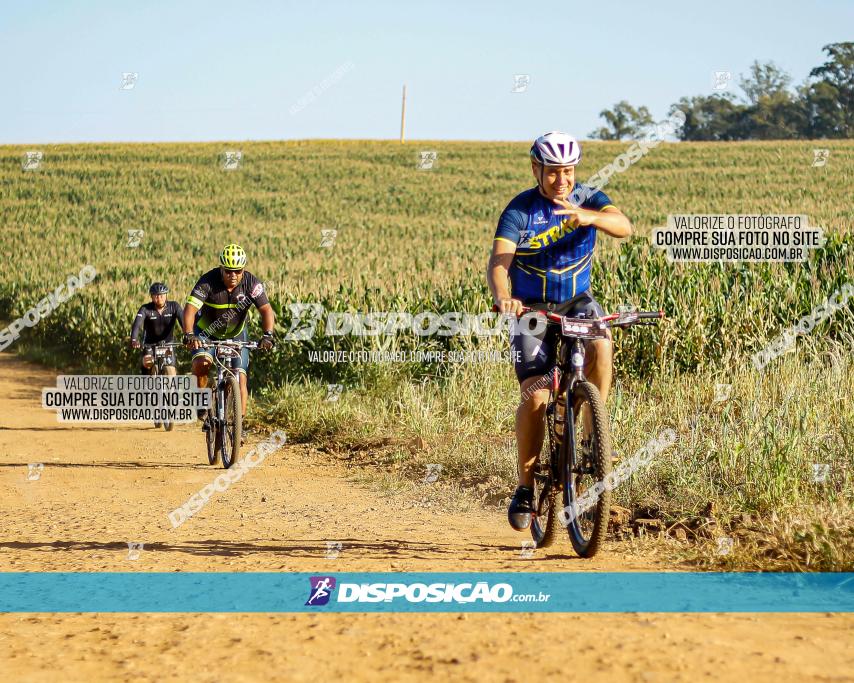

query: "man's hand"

left=184, top=333, right=202, bottom=350
left=496, top=297, right=525, bottom=317
left=128, top=338, right=141, bottom=350
left=259, top=333, right=275, bottom=351
left=552, top=197, right=632, bottom=238
left=552, top=197, right=597, bottom=226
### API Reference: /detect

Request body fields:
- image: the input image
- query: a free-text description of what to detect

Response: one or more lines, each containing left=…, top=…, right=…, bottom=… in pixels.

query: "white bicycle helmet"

left=530, top=131, right=582, bottom=166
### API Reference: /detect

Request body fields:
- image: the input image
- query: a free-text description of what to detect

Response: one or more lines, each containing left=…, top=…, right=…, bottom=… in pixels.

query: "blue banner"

left=1, top=572, right=851, bottom=613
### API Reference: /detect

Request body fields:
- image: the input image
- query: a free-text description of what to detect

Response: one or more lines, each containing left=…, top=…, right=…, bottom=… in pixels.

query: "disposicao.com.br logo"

left=305, top=576, right=549, bottom=605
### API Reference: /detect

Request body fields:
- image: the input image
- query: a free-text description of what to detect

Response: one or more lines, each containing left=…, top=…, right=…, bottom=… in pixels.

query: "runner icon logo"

left=305, top=576, right=337, bottom=606
left=812, top=149, right=829, bottom=168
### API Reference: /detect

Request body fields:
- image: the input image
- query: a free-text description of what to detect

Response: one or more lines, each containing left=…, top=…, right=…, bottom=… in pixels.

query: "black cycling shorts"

left=510, top=291, right=608, bottom=383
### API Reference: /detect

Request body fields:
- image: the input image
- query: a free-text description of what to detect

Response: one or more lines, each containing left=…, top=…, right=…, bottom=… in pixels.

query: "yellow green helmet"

left=220, top=243, right=247, bottom=270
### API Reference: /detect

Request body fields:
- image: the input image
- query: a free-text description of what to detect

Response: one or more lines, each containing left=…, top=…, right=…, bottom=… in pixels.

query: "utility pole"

left=400, top=85, right=406, bottom=143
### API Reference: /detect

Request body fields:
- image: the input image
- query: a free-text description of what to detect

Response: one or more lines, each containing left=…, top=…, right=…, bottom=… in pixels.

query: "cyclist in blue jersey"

left=486, top=131, right=632, bottom=531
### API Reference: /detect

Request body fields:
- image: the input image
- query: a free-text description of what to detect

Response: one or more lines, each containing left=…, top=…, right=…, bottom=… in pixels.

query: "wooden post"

left=400, top=85, right=406, bottom=143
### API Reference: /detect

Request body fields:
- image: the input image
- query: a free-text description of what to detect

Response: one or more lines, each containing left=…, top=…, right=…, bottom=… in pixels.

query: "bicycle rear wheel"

left=531, top=461, right=556, bottom=548
left=531, top=403, right=558, bottom=548
left=562, top=380, right=612, bottom=558
left=219, top=373, right=242, bottom=469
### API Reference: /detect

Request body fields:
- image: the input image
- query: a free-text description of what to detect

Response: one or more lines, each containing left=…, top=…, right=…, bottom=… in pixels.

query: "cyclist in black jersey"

left=183, top=244, right=276, bottom=423
left=127, top=282, right=185, bottom=376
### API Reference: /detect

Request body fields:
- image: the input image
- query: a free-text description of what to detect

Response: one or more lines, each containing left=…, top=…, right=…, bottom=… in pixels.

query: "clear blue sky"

left=1, top=0, right=851, bottom=144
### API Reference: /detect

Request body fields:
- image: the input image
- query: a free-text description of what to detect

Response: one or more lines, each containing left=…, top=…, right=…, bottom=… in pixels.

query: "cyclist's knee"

left=142, top=355, right=154, bottom=369
left=519, top=376, right=550, bottom=411
left=588, top=338, right=613, bottom=362
left=192, top=359, right=210, bottom=375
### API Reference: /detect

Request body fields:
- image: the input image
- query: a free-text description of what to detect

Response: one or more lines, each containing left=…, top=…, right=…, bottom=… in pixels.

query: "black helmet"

left=149, top=282, right=169, bottom=295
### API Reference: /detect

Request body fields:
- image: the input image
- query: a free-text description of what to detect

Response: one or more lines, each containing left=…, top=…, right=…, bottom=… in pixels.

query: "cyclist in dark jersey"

left=183, top=244, right=275, bottom=424
left=127, top=282, right=185, bottom=376
left=486, top=131, right=633, bottom=531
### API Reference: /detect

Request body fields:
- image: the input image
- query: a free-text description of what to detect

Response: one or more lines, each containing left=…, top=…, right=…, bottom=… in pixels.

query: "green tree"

left=804, top=42, right=854, bottom=137
left=733, top=61, right=804, bottom=139
left=744, top=91, right=806, bottom=139
left=738, top=60, right=792, bottom=105
left=668, top=94, right=745, bottom=141
left=590, top=100, right=655, bottom=140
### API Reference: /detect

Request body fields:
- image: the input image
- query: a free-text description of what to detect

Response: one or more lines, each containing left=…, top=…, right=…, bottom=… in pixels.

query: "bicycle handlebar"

left=197, top=337, right=260, bottom=350
left=124, top=340, right=183, bottom=349
left=490, top=304, right=664, bottom=328
left=125, top=339, right=262, bottom=351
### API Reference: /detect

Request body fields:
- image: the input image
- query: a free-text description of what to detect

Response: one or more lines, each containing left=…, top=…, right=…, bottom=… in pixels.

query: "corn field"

left=1, top=140, right=852, bottom=565
left=2, top=140, right=852, bottom=384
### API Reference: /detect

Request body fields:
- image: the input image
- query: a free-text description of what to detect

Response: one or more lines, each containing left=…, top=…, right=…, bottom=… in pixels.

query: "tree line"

left=590, top=42, right=853, bottom=141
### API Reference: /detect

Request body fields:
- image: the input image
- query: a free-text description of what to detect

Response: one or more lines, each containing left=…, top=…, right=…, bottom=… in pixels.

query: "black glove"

left=184, top=333, right=200, bottom=349
left=259, top=332, right=275, bottom=351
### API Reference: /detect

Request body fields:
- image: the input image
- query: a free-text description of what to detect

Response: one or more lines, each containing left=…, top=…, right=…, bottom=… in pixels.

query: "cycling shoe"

left=508, top=485, right=534, bottom=531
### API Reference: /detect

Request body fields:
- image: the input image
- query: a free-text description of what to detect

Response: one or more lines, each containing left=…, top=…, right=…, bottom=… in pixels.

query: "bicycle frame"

left=538, top=308, right=662, bottom=463
left=199, top=338, right=257, bottom=421
left=140, top=341, right=182, bottom=431
left=197, top=336, right=258, bottom=468
left=507, top=305, right=664, bottom=554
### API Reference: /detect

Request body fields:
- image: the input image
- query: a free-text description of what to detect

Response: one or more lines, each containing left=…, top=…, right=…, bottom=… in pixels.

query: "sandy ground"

left=1, top=353, right=852, bottom=682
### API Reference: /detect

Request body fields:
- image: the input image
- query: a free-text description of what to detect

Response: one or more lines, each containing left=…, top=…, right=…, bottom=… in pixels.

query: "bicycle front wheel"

left=161, top=364, right=175, bottom=431
left=562, top=380, right=612, bottom=558
left=206, top=391, right=219, bottom=466
left=219, top=374, right=242, bottom=469
left=151, top=362, right=161, bottom=429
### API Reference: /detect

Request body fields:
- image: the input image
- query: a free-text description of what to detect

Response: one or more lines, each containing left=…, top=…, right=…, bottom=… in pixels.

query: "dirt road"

left=1, top=353, right=851, bottom=682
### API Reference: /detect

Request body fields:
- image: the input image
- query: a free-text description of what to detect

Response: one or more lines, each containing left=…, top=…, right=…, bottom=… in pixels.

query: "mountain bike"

left=144, top=342, right=182, bottom=432
left=200, top=338, right=258, bottom=469
left=508, top=307, right=663, bottom=558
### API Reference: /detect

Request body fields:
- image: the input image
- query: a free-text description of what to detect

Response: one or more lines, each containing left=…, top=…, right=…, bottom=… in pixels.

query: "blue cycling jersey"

left=493, top=183, right=615, bottom=303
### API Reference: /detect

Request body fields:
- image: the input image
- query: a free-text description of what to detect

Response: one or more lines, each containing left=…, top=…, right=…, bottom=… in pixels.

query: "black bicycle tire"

left=220, top=374, right=242, bottom=469
left=161, top=363, right=174, bottom=431
left=206, top=388, right=218, bottom=466
left=150, top=361, right=161, bottom=428
left=531, top=393, right=561, bottom=548
left=563, top=380, right=612, bottom=558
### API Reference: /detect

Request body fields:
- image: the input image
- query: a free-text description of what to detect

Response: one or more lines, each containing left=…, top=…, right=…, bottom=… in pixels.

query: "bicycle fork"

left=551, top=338, right=589, bottom=489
